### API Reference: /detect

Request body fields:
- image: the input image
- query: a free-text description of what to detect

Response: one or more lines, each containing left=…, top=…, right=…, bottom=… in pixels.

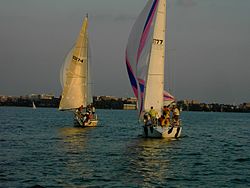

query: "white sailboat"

left=32, top=101, right=36, bottom=109
left=59, top=15, right=98, bottom=127
left=125, top=0, right=182, bottom=138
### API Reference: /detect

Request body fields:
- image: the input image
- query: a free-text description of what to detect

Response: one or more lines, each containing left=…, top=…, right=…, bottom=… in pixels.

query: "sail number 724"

left=73, top=55, right=84, bottom=63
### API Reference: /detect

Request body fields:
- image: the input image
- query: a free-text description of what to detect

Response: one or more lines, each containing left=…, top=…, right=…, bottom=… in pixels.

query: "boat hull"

left=143, top=125, right=182, bottom=139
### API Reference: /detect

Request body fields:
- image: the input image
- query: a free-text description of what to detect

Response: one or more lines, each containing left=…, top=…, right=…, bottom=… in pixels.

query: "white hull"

left=74, top=114, right=98, bottom=127
left=143, top=125, right=182, bottom=139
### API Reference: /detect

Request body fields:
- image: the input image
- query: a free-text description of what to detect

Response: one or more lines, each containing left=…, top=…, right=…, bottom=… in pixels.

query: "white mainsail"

left=126, top=0, right=170, bottom=117
left=144, top=0, right=166, bottom=114
left=59, top=16, right=90, bottom=110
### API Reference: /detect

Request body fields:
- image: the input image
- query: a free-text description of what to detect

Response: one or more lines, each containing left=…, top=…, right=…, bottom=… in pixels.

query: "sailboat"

left=32, top=101, right=36, bottom=109
left=125, top=0, right=182, bottom=138
left=59, top=15, right=98, bottom=127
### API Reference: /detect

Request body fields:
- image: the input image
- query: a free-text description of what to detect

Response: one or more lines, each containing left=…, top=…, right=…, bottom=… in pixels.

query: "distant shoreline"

left=0, top=95, right=249, bottom=113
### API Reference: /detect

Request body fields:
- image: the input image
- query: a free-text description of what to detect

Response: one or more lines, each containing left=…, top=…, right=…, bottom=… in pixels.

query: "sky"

left=0, top=0, right=249, bottom=104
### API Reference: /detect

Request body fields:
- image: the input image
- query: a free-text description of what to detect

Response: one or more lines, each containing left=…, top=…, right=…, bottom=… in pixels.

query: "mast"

left=84, top=13, right=93, bottom=105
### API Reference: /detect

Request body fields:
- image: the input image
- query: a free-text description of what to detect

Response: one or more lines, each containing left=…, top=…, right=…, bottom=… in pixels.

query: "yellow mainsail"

left=59, top=16, right=89, bottom=110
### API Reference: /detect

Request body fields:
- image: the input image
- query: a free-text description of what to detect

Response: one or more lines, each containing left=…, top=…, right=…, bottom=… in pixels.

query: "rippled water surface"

left=1, top=107, right=250, bottom=187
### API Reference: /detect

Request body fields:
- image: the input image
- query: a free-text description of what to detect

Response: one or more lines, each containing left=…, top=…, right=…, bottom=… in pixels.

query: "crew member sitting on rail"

left=162, top=105, right=171, bottom=126
left=158, top=115, right=166, bottom=127
left=172, top=105, right=180, bottom=126
left=148, top=106, right=158, bottom=125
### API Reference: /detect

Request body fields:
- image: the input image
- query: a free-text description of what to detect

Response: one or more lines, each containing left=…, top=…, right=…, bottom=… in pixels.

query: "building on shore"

left=123, top=103, right=137, bottom=110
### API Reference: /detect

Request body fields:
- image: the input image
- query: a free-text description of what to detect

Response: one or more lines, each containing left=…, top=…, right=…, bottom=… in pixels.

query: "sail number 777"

left=153, top=39, right=164, bottom=45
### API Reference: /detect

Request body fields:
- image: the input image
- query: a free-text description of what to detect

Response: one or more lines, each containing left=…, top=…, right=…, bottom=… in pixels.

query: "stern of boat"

left=143, top=125, right=182, bottom=139
left=74, top=113, right=98, bottom=127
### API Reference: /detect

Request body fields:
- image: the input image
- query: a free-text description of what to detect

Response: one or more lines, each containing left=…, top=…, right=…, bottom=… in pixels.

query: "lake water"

left=1, top=107, right=250, bottom=187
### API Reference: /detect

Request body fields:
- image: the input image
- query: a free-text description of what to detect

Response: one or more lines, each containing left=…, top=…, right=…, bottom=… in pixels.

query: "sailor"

left=149, top=106, right=158, bottom=118
left=162, top=105, right=171, bottom=126
left=148, top=106, right=158, bottom=124
left=77, top=105, right=84, bottom=112
left=158, top=115, right=166, bottom=127
left=91, top=104, right=96, bottom=114
left=76, top=105, right=84, bottom=117
left=162, top=105, right=170, bottom=117
left=84, top=112, right=90, bottom=123
left=143, top=112, right=152, bottom=137
left=86, top=104, right=91, bottom=113
left=145, top=113, right=152, bottom=126
left=172, top=105, right=180, bottom=126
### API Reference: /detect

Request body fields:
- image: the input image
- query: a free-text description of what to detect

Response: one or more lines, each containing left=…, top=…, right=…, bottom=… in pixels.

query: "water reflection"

left=57, top=126, right=93, bottom=187
left=58, top=126, right=90, bottom=153
left=125, top=138, right=176, bottom=186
